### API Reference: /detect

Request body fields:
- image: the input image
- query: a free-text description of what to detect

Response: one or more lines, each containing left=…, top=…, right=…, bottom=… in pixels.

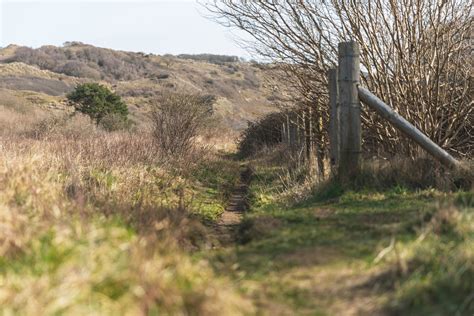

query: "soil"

left=216, top=164, right=253, bottom=245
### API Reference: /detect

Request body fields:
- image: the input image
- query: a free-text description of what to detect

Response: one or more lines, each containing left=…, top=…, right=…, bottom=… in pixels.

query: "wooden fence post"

left=282, top=122, right=287, bottom=144
left=289, top=113, right=297, bottom=149
left=286, top=113, right=291, bottom=145
left=296, top=113, right=301, bottom=147
left=338, top=41, right=361, bottom=180
left=328, top=68, right=339, bottom=171
left=309, top=107, right=314, bottom=166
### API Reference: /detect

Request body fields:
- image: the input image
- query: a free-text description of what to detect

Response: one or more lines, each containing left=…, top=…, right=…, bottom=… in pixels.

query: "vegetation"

left=201, top=153, right=473, bottom=315
left=177, top=54, right=240, bottom=64
left=67, top=83, right=129, bottom=129
left=0, top=43, right=278, bottom=137
left=238, top=112, right=286, bottom=158
left=0, top=108, right=250, bottom=314
left=151, top=93, right=215, bottom=159
left=213, top=1, right=474, bottom=309
left=5, top=44, right=163, bottom=81
left=0, top=3, right=472, bottom=314
left=0, top=101, right=471, bottom=314
left=208, top=0, right=474, bottom=160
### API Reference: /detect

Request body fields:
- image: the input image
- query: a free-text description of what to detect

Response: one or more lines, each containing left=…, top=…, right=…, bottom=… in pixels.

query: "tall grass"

left=380, top=195, right=474, bottom=315
left=253, top=144, right=473, bottom=206
left=0, top=108, right=252, bottom=314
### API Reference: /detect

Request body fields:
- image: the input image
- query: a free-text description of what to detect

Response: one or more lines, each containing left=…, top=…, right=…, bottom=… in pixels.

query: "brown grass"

left=0, top=108, right=253, bottom=314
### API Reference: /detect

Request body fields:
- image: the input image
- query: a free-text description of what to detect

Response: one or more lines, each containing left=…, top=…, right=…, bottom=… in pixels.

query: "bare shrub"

left=26, top=115, right=71, bottom=139
left=17, top=112, right=98, bottom=141
left=177, top=53, right=239, bottom=64
left=58, top=60, right=101, bottom=80
left=6, top=43, right=165, bottom=81
left=207, top=0, right=473, bottom=159
left=99, top=113, right=133, bottom=131
left=151, top=93, right=214, bottom=160
left=9, top=46, right=55, bottom=69
left=238, top=112, right=286, bottom=158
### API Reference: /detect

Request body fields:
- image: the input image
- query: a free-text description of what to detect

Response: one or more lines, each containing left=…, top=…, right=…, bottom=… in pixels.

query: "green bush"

left=67, top=83, right=128, bottom=126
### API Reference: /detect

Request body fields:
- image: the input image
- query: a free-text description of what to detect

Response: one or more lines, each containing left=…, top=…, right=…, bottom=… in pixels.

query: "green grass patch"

left=206, top=162, right=474, bottom=315
left=189, top=156, right=241, bottom=221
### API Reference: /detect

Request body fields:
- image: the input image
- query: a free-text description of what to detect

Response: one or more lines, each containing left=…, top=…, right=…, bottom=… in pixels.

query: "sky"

left=0, top=0, right=252, bottom=58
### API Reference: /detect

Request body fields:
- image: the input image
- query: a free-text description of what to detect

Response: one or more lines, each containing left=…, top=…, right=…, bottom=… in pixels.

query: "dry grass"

left=354, top=157, right=473, bottom=191
left=257, top=146, right=473, bottom=207
left=0, top=108, right=253, bottom=314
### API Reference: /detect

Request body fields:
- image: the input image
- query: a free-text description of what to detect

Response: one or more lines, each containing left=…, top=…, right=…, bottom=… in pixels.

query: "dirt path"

left=216, top=164, right=253, bottom=245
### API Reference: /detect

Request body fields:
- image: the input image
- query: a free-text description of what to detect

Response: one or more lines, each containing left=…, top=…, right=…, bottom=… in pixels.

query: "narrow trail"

left=216, top=164, right=253, bottom=245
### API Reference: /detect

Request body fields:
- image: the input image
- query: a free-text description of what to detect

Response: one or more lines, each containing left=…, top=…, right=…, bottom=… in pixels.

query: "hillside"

left=0, top=43, right=282, bottom=132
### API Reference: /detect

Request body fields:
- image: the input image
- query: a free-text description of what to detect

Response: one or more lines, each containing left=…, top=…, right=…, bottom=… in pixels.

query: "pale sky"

left=0, top=0, right=252, bottom=58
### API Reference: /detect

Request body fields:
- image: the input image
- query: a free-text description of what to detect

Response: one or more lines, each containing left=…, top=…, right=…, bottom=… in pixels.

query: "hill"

left=0, top=43, right=282, bottom=132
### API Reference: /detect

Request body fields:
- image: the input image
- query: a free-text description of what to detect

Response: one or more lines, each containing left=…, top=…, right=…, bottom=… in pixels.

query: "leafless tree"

left=206, top=0, right=473, bottom=162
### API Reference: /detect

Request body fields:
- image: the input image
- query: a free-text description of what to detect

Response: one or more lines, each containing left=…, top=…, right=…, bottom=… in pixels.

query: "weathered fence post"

left=288, top=113, right=296, bottom=149
left=286, top=113, right=291, bottom=145
left=301, top=111, right=307, bottom=157
left=307, top=107, right=313, bottom=162
left=296, top=113, right=301, bottom=147
left=282, top=121, right=287, bottom=144
left=338, top=41, right=361, bottom=180
left=328, top=68, right=339, bottom=171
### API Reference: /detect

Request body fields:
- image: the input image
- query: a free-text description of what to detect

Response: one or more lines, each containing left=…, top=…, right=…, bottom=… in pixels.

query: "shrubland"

left=176, top=54, right=239, bottom=64
left=0, top=43, right=279, bottom=137
left=5, top=44, right=161, bottom=81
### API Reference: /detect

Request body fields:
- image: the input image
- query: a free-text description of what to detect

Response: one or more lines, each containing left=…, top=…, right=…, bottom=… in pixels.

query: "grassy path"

left=204, top=161, right=474, bottom=315
left=216, top=164, right=253, bottom=245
